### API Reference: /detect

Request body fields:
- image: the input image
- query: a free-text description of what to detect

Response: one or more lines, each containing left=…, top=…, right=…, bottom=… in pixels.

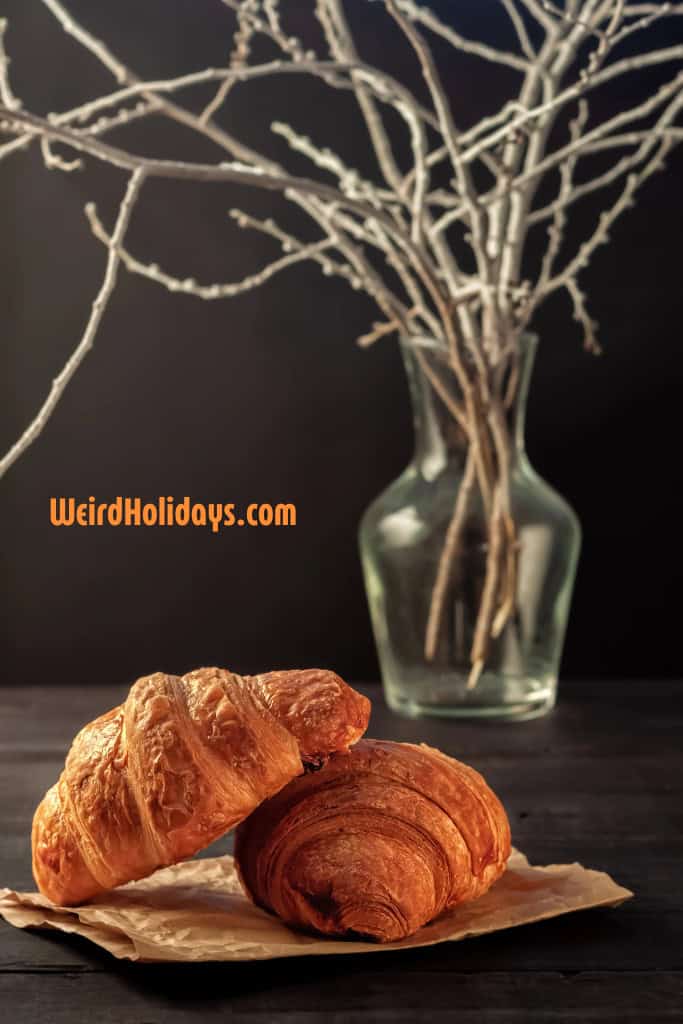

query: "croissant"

left=32, top=667, right=370, bottom=906
left=235, top=738, right=511, bottom=943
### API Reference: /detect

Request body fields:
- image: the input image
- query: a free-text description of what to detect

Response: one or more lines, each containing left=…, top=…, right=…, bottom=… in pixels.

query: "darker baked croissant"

left=235, top=738, right=511, bottom=943
left=32, top=667, right=370, bottom=906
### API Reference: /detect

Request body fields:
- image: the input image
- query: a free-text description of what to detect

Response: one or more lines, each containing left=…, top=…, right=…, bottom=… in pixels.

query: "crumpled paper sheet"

left=0, top=849, right=632, bottom=963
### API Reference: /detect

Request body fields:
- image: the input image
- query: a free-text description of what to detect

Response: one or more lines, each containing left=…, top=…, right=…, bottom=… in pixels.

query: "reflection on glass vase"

left=359, top=334, right=581, bottom=721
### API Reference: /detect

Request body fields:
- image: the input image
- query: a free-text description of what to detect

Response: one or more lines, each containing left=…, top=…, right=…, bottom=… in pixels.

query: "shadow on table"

left=20, top=906, right=644, bottom=1006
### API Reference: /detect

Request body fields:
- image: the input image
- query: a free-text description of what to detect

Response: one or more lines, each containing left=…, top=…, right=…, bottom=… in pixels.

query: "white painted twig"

left=40, top=0, right=284, bottom=170
left=41, top=0, right=127, bottom=81
left=536, top=100, right=589, bottom=297
left=357, top=315, right=414, bottom=348
left=517, top=0, right=556, bottom=31
left=0, top=169, right=145, bottom=479
left=317, top=0, right=405, bottom=199
left=430, top=69, right=683, bottom=239
left=528, top=103, right=683, bottom=226
left=542, top=136, right=675, bottom=307
left=624, top=3, right=683, bottom=14
left=386, top=1, right=496, bottom=365
left=394, top=0, right=532, bottom=72
left=200, top=0, right=258, bottom=124
left=222, top=0, right=310, bottom=64
left=0, top=102, right=402, bottom=229
left=271, top=121, right=395, bottom=210
left=457, top=44, right=683, bottom=170
left=0, top=18, right=20, bottom=111
left=87, top=202, right=336, bottom=300
left=566, top=276, right=601, bottom=354
left=228, top=207, right=364, bottom=290
left=500, top=0, right=537, bottom=62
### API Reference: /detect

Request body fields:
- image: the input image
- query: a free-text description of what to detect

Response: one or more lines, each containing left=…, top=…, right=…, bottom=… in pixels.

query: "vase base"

left=383, top=670, right=556, bottom=722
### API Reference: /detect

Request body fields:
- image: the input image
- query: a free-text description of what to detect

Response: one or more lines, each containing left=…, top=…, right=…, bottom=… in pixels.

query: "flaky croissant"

left=32, top=667, right=370, bottom=906
left=235, top=738, right=511, bottom=943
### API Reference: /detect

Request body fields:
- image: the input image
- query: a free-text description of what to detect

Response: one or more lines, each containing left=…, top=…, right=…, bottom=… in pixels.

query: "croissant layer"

left=235, top=739, right=511, bottom=943
left=32, top=668, right=370, bottom=906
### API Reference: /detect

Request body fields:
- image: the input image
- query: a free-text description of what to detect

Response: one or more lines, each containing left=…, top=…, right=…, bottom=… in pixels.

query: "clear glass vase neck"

left=400, top=333, right=538, bottom=476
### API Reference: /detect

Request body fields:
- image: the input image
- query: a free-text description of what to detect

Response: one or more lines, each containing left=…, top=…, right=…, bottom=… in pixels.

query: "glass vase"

left=359, top=334, right=581, bottom=721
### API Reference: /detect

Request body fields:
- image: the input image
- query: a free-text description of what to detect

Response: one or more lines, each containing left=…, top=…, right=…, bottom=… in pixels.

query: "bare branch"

left=40, top=135, right=82, bottom=172
left=87, top=201, right=337, bottom=300
left=0, top=169, right=145, bottom=479
left=1, top=60, right=411, bottom=179
left=40, top=0, right=436, bottom=194
left=608, top=3, right=676, bottom=50
left=0, top=133, right=30, bottom=161
left=40, top=0, right=282, bottom=169
left=430, top=68, right=683, bottom=238
left=326, top=206, right=445, bottom=338
left=199, top=0, right=258, bottom=125
left=79, top=99, right=160, bottom=136
left=215, top=4, right=442, bottom=134
left=488, top=11, right=563, bottom=321
left=458, top=45, right=683, bottom=170
left=467, top=487, right=505, bottom=689
left=270, top=120, right=396, bottom=210
left=0, top=102, right=398, bottom=225
left=511, top=70, right=683, bottom=205
left=262, top=0, right=309, bottom=61
left=386, top=1, right=497, bottom=362
left=394, top=0, right=533, bottom=72
left=316, top=0, right=406, bottom=198
left=624, top=3, right=683, bottom=14
left=566, top=276, right=601, bottom=354
left=228, top=207, right=365, bottom=290
left=0, top=18, right=20, bottom=111
left=500, top=0, right=537, bottom=62
left=20, top=60, right=426, bottom=133
left=541, top=0, right=607, bottom=40
left=357, top=314, right=413, bottom=348
left=36, top=0, right=436, bottom=329
left=41, top=0, right=127, bottom=82
left=536, top=99, right=589, bottom=295
left=0, top=96, right=158, bottom=164
left=516, top=0, right=556, bottom=31
left=528, top=98, right=683, bottom=226
left=319, top=210, right=412, bottom=327
left=542, top=135, right=675, bottom=304
left=424, top=446, right=477, bottom=661
left=581, top=126, right=683, bottom=154
left=311, top=201, right=419, bottom=328
left=228, top=196, right=433, bottom=351
left=222, top=0, right=310, bottom=64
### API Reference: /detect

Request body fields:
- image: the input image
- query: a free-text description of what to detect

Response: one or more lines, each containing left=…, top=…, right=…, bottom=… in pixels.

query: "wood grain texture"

left=1, top=681, right=682, bottom=1022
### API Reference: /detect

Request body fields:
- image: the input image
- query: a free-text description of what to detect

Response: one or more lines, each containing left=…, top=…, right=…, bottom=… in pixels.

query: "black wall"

left=2, top=1, right=682, bottom=685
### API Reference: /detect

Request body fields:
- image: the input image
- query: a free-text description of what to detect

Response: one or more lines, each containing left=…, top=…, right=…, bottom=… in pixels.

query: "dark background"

left=1, top=0, right=682, bottom=687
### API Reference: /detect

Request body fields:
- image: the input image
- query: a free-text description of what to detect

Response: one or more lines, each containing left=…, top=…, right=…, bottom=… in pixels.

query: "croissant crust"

left=235, top=738, right=511, bottom=943
left=32, top=667, right=370, bottom=906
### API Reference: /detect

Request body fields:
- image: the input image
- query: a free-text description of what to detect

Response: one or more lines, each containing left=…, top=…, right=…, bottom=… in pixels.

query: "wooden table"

left=1, top=681, right=681, bottom=1022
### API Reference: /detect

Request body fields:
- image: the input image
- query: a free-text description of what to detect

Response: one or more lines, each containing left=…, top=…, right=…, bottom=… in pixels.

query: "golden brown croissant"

left=235, top=738, right=510, bottom=943
left=32, top=667, right=370, bottom=906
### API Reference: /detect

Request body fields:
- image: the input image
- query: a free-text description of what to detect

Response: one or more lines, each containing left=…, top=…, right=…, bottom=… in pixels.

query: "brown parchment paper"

left=0, top=849, right=632, bottom=963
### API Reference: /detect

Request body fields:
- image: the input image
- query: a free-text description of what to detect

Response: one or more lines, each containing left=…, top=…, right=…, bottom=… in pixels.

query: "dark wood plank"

left=0, top=968, right=681, bottom=1022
